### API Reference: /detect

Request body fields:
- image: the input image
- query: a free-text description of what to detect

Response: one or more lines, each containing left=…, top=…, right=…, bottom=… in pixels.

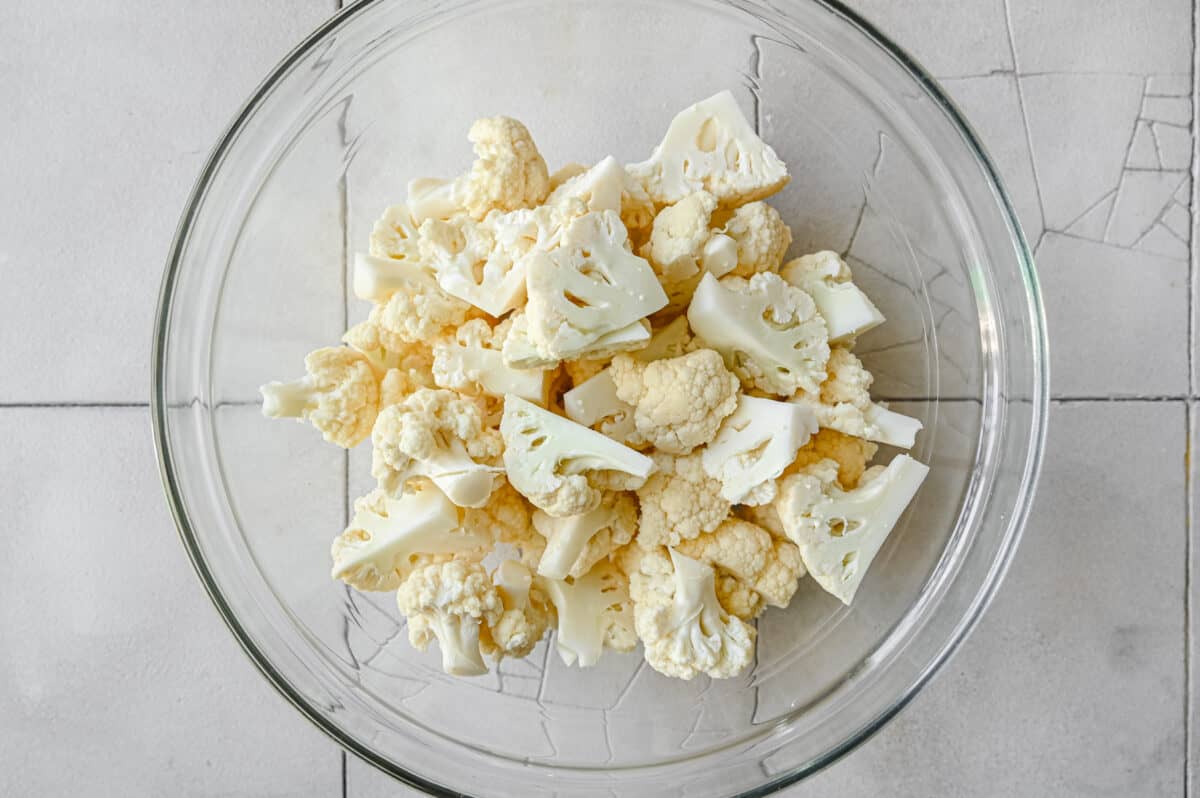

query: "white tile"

left=0, top=0, right=334, bottom=403
left=0, top=408, right=341, bottom=796
left=1009, top=0, right=1192, bottom=74
left=787, top=400, right=1187, bottom=796
left=1191, top=402, right=1200, bottom=797
left=1037, top=232, right=1187, bottom=397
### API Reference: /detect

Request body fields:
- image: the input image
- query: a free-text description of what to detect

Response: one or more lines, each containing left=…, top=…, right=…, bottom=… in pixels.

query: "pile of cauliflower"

left=261, top=91, right=929, bottom=681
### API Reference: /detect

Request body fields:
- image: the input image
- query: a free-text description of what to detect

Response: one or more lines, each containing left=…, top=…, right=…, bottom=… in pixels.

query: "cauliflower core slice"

left=628, top=90, right=789, bottom=208
left=781, top=251, right=884, bottom=343
left=562, top=368, right=638, bottom=443
left=688, top=272, right=831, bottom=396
left=331, top=486, right=486, bottom=591
left=539, top=560, right=637, bottom=667
left=432, top=319, right=548, bottom=404
left=532, top=493, right=637, bottom=580
left=777, top=455, right=928, bottom=605
left=353, top=250, right=439, bottom=305
left=260, top=346, right=379, bottom=448
left=503, top=313, right=652, bottom=370
left=397, top=559, right=503, bottom=677
left=524, top=211, right=669, bottom=360
left=701, top=395, right=817, bottom=505
left=500, top=396, right=655, bottom=517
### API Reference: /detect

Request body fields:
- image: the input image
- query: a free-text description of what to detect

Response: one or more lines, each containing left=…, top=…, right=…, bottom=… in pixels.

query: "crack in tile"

left=1001, top=0, right=1047, bottom=233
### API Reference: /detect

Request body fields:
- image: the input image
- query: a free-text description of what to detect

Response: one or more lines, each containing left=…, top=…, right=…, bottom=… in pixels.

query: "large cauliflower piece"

left=628, top=90, right=789, bottom=208
left=609, top=348, right=739, bottom=455
left=330, top=486, right=488, bottom=591
left=500, top=395, right=655, bottom=517
left=701, top=395, right=817, bottom=506
left=371, top=388, right=503, bottom=508
left=636, top=452, right=731, bottom=549
left=539, top=560, right=637, bottom=667
left=688, top=272, right=831, bottom=397
left=397, top=559, right=504, bottom=676
left=626, top=547, right=755, bottom=680
left=675, top=518, right=804, bottom=609
left=531, top=492, right=638, bottom=580
left=483, top=559, right=552, bottom=659
left=545, top=155, right=657, bottom=235
left=721, top=202, right=792, bottom=277
left=260, top=346, right=380, bottom=448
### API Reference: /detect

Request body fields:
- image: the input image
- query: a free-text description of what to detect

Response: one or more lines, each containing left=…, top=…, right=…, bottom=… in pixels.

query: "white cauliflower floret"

left=791, top=347, right=923, bottom=449
left=369, top=204, right=424, bottom=263
left=364, top=278, right=478, bottom=349
left=549, top=162, right=589, bottom=190
left=788, top=427, right=878, bottom=490
left=721, top=202, right=791, bottom=277
left=432, top=318, right=548, bottom=404
left=397, top=559, right=504, bottom=676
left=523, top=211, right=668, bottom=361
left=532, top=492, right=638, bottom=580
left=626, top=547, right=755, bottom=680
left=628, top=90, right=789, bottom=208
left=609, top=348, right=739, bottom=455
left=715, top=573, right=766, bottom=621
left=675, top=518, right=804, bottom=609
left=482, top=559, right=551, bottom=659
left=701, top=395, right=817, bottom=505
left=461, top=482, right=545, bottom=569
left=371, top=389, right=503, bottom=508
left=260, top=346, right=379, bottom=448
left=776, top=455, right=929, bottom=604
left=343, top=318, right=433, bottom=378
left=564, top=357, right=610, bottom=386
left=500, top=396, right=655, bottom=517
left=638, top=191, right=730, bottom=307
left=688, top=272, right=831, bottom=396
left=561, top=368, right=642, bottom=447
left=636, top=452, right=731, bottom=549
left=330, top=486, right=488, bottom=591
left=781, top=251, right=885, bottom=343
left=539, top=560, right=637, bottom=667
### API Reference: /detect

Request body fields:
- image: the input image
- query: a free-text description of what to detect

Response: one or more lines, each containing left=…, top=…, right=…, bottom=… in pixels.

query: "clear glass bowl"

left=152, top=0, right=1048, bottom=795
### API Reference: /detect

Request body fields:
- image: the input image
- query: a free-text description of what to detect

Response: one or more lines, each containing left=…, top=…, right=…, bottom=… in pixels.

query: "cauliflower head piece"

left=482, top=559, right=552, bottom=659
left=781, top=251, right=885, bottom=343
left=701, top=395, right=817, bottom=506
left=539, top=560, right=637, bottom=667
left=721, top=201, right=792, bottom=277
left=260, top=346, right=380, bottom=448
left=635, top=451, right=731, bottom=549
left=675, top=518, right=804, bottom=609
left=789, top=427, right=878, bottom=490
left=397, top=559, right=504, bottom=676
left=532, top=492, right=638, bottom=580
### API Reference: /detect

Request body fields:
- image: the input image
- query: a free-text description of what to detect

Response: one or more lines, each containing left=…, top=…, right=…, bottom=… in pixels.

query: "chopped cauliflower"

left=561, top=368, right=643, bottom=447
left=461, top=482, right=545, bottom=569
left=371, top=388, right=503, bottom=508
left=260, top=346, right=379, bottom=448
left=500, top=395, right=655, bottom=517
left=638, top=191, right=719, bottom=306
left=432, top=318, right=547, bottom=404
left=781, top=251, right=885, bottom=343
left=635, top=452, right=731, bottom=549
left=701, top=395, right=817, bottom=506
left=482, top=559, right=551, bottom=659
left=688, top=272, right=831, bottom=397
left=366, top=278, right=479, bottom=349
left=715, top=572, right=766, bottom=621
left=532, top=492, right=638, bottom=580
left=721, top=202, right=791, bottom=276
left=539, top=560, right=637, bottom=667
left=609, top=348, right=739, bottom=455
left=330, top=486, right=487, bottom=591
left=626, top=547, right=755, bottom=680
left=564, top=357, right=610, bottom=386
left=369, top=204, right=424, bottom=263
left=343, top=318, right=433, bottom=378
left=397, top=559, right=503, bottom=676
left=789, top=427, right=878, bottom=490
left=637, top=316, right=696, bottom=362
left=675, top=518, right=804, bottom=609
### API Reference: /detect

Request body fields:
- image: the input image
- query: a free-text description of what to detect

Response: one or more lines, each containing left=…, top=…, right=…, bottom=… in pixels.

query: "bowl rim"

left=151, top=0, right=1050, bottom=794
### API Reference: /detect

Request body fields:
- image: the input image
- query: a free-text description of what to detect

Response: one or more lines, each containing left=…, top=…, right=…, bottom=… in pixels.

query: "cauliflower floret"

left=379, top=365, right=435, bottom=408
left=721, top=202, right=791, bottom=277
left=343, top=318, right=433, bottom=376
left=397, top=559, right=504, bottom=676
left=561, top=368, right=643, bottom=447
left=688, top=271, right=831, bottom=396
left=260, top=346, right=379, bottom=448
left=637, top=316, right=697, bottom=362
left=461, top=482, right=544, bottom=569
left=609, top=348, right=739, bottom=454
left=549, top=162, right=589, bottom=190
left=776, top=455, right=928, bottom=604
left=635, top=452, right=731, bottom=549
left=432, top=318, right=548, bottom=404
left=638, top=191, right=719, bottom=305
left=330, top=486, right=488, bottom=591
left=482, top=559, right=552, bottom=659
left=564, top=357, right=610, bottom=386
left=781, top=251, right=885, bottom=343
left=368, top=205, right=424, bottom=264
left=500, top=395, right=655, bottom=517
left=701, top=395, right=817, bottom=506
left=628, top=90, right=789, bottom=208
left=625, top=547, right=755, bottom=680
left=366, top=279, right=478, bottom=350
left=789, top=427, right=878, bottom=490
left=532, top=492, right=638, bottom=580
left=371, top=389, right=503, bottom=508
left=675, top=518, right=804, bottom=609
left=715, top=572, right=766, bottom=621
left=539, top=560, right=637, bottom=667
left=737, top=503, right=788, bottom=540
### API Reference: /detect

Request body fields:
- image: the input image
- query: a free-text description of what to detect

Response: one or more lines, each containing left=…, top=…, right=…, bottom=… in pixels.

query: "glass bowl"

left=152, top=0, right=1048, bottom=795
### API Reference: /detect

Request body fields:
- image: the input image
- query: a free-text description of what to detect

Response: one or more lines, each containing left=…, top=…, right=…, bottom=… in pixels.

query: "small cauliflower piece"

left=701, top=395, right=817, bottom=505
left=397, top=559, right=503, bottom=677
left=368, top=204, right=425, bottom=264
left=609, top=348, right=739, bottom=455
left=628, top=90, right=789, bottom=208
left=503, top=312, right=652, bottom=369
left=532, top=492, right=638, bottom=580
left=776, top=455, right=929, bottom=604
left=343, top=318, right=434, bottom=378
left=627, top=547, right=755, bottom=680
left=638, top=191, right=720, bottom=306
left=791, top=347, right=923, bottom=449
left=675, top=518, right=804, bottom=609
left=358, top=270, right=478, bottom=351
left=790, top=427, right=878, bottom=490
left=637, top=316, right=696, bottom=362
left=781, top=251, right=885, bottom=343
left=561, top=368, right=641, bottom=446
left=539, top=560, right=637, bottom=667
left=371, top=389, right=503, bottom=508
left=432, top=318, right=548, bottom=404
left=500, top=396, right=655, bottom=517
left=636, top=451, right=731, bottom=548
left=523, top=211, right=669, bottom=361
left=688, top=272, right=831, bottom=397
left=353, top=250, right=439, bottom=306
left=461, top=482, right=545, bottom=569
left=545, top=155, right=623, bottom=214
left=330, top=486, right=487, bottom=591
left=483, top=559, right=552, bottom=659
left=416, top=214, right=526, bottom=318
left=260, top=346, right=379, bottom=448
left=721, top=202, right=792, bottom=277
left=715, top=573, right=766, bottom=621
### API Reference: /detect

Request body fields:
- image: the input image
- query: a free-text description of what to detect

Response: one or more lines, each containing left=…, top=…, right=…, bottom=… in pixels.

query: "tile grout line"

left=1190, top=5, right=1198, bottom=795
left=1000, top=0, right=1048, bottom=234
